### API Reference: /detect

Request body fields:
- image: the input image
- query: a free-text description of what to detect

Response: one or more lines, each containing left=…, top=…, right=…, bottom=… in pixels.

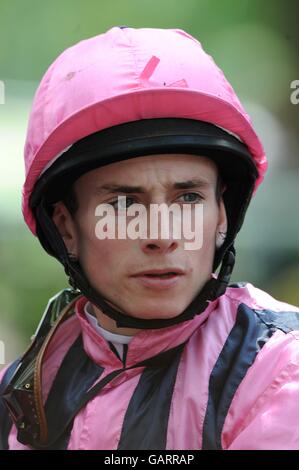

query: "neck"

left=89, top=302, right=142, bottom=336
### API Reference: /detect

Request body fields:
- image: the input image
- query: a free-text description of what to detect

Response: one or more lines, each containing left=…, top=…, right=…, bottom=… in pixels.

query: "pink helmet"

left=23, top=26, right=266, bottom=234
left=23, top=26, right=267, bottom=329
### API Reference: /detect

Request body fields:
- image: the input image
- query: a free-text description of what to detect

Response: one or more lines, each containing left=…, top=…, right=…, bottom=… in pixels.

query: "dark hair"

left=62, top=185, right=79, bottom=215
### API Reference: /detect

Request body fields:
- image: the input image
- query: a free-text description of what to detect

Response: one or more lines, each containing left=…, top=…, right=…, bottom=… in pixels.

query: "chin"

left=127, top=301, right=187, bottom=320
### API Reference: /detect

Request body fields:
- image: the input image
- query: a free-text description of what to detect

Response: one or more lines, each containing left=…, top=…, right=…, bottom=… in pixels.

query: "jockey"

left=1, top=26, right=299, bottom=450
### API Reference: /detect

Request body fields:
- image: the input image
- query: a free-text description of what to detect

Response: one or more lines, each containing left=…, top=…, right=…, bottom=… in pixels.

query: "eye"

left=177, top=192, right=203, bottom=203
left=110, top=196, right=136, bottom=210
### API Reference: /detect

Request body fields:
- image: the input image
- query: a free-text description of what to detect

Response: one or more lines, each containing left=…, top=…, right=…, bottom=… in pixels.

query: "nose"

left=139, top=208, right=180, bottom=254
left=140, top=237, right=179, bottom=254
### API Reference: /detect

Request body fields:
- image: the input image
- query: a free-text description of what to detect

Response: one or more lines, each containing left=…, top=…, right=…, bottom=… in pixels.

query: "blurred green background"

left=0, top=0, right=298, bottom=367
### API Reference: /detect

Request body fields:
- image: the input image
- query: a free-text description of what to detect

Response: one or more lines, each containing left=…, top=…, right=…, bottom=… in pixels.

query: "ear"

left=52, top=202, right=78, bottom=256
left=216, top=199, right=228, bottom=249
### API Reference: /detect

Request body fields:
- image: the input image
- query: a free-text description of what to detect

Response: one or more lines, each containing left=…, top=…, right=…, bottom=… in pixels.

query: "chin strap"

left=36, top=199, right=235, bottom=330
left=66, top=245, right=235, bottom=329
left=213, top=246, right=236, bottom=297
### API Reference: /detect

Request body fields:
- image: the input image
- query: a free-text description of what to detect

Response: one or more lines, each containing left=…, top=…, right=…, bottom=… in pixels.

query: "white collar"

left=84, top=301, right=133, bottom=345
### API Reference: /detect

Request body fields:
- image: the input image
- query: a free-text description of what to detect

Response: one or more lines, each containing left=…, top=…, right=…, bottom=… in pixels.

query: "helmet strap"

left=36, top=198, right=235, bottom=329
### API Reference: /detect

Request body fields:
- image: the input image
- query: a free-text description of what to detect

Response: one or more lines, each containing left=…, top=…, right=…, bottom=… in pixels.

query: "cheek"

left=202, top=204, right=219, bottom=242
left=76, top=219, right=130, bottom=286
left=81, top=237, right=120, bottom=265
left=76, top=210, right=112, bottom=258
left=186, top=205, right=218, bottom=267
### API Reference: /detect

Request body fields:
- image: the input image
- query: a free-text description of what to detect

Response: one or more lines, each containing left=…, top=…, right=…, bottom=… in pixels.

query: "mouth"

left=132, top=268, right=185, bottom=276
left=144, top=272, right=179, bottom=278
left=131, top=268, right=185, bottom=290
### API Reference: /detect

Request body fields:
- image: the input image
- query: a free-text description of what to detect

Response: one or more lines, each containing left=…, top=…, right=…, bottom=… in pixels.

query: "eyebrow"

left=95, top=179, right=211, bottom=194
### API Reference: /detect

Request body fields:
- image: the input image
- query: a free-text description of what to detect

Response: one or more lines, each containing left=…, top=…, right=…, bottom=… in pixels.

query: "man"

left=1, top=26, right=299, bottom=450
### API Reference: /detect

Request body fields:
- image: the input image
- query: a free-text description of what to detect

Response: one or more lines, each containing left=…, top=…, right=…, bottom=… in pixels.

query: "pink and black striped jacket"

left=1, top=283, right=299, bottom=450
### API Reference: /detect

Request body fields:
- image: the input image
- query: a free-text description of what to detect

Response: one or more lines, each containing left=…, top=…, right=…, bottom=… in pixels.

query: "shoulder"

left=221, top=284, right=299, bottom=449
left=223, top=282, right=299, bottom=328
left=200, top=282, right=299, bottom=354
left=215, top=282, right=299, bottom=356
left=225, top=281, right=299, bottom=313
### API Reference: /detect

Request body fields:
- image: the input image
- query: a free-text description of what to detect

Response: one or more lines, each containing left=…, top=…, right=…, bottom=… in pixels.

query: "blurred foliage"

left=0, top=224, right=66, bottom=340
left=267, top=264, right=299, bottom=307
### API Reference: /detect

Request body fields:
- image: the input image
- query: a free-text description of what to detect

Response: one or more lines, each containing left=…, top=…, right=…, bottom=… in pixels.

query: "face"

left=53, top=154, right=227, bottom=334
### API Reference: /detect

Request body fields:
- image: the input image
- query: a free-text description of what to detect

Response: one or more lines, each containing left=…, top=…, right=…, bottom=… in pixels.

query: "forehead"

left=75, top=154, right=218, bottom=188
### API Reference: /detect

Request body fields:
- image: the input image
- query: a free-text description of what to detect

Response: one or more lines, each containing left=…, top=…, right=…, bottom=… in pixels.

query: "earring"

left=68, top=252, right=78, bottom=262
left=216, top=231, right=226, bottom=249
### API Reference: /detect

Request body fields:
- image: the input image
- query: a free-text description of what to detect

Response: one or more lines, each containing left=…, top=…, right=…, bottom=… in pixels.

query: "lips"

left=131, top=268, right=185, bottom=290
left=132, top=268, right=185, bottom=277
left=144, top=272, right=178, bottom=278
